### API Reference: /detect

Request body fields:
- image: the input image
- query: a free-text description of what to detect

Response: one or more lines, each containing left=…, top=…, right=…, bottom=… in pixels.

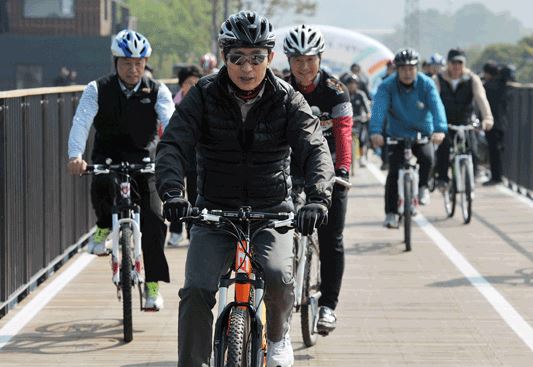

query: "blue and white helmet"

left=428, top=52, right=445, bottom=66
left=111, top=29, right=152, bottom=58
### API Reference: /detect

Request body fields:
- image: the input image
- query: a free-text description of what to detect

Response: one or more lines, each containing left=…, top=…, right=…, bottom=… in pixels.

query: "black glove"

left=296, top=202, right=328, bottom=236
left=335, top=168, right=349, bottom=180
left=162, top=190, right=191, bottom=222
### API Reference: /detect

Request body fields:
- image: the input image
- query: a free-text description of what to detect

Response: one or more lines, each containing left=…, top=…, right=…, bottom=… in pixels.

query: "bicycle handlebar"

left=185, top=207, right=295, bottom=229
left=447, top=124, right=476, bottom=132
left=386, top=135, right=430, bottom=145
left=85, top=162, right=155, bottom=175
left=334, top=176, right=352, bottom=188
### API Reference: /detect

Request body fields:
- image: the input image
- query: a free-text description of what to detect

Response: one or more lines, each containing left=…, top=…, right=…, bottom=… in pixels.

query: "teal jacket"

left=370, top=72, right=447, bottom=138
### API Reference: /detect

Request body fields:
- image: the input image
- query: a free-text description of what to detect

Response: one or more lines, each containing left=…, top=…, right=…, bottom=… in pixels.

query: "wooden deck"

left=1, top=160, right=533, bottom=366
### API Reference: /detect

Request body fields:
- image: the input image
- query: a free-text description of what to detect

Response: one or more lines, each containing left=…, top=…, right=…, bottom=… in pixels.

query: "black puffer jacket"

left=156, top=67, right=334, bottom=211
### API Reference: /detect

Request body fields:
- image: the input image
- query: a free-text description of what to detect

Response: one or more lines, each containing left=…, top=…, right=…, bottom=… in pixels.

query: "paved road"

left=1, top=162, right=533, bottom=366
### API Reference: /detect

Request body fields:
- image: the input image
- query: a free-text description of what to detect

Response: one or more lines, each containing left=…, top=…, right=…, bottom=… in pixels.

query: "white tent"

left=272, top=25, right=394, bottom=94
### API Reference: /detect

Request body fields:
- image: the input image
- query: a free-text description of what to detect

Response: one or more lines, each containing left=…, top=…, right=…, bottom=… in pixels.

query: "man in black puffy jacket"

left=155, top=11, right=334, bottom=367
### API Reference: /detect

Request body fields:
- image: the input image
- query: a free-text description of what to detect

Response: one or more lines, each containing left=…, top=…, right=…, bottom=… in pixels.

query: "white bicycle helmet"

left=283, top=25, right=325, bottom=56
left=111, top=29, right=152, bottom=58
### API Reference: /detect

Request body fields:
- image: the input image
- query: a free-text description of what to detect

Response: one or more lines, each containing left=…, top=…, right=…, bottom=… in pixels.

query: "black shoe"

left=317, top=306, right=337, bottom=335
left=482, top=179, right=502, bottom=187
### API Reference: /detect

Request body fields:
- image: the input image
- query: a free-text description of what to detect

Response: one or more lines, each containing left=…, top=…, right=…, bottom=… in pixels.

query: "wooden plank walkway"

left=1, top=160, right=533, bottom=366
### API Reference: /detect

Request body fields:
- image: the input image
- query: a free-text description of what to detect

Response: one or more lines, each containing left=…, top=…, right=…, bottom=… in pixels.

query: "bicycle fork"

left=453, top=154, right=474, bottom=196
left=110, top=213, right=144, bottom=294
left=397, top=169, right=419, bottom=215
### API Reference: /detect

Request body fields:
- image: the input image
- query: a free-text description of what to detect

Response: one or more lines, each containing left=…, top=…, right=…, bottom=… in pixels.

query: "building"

left=0, top=0, right=134, bottom=90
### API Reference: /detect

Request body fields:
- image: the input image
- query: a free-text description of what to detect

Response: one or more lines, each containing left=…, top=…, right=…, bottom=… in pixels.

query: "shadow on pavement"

left=426, top=267, right=533, bottom=288
left=2, top=319, right=130, bottom=354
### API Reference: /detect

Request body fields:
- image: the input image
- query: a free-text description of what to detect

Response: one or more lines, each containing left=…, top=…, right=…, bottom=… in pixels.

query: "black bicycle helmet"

left=394, top=48, right=420, bottom=67
left=218, top=11, right=275, bottom=51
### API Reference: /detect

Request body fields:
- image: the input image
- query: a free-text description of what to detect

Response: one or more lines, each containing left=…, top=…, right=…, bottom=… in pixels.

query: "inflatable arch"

left=272, top=25, right=394, bottom=94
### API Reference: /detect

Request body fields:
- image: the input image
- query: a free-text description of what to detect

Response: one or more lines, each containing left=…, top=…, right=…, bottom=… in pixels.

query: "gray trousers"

left=177, top=224, right=295, bottom=367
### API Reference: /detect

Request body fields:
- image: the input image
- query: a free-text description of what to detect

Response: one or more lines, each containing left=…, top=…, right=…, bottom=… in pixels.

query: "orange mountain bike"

left=183, top=206, right=294, bottom=366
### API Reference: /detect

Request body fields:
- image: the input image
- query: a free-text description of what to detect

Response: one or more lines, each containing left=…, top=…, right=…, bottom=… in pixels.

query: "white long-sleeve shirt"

left=68, top=78, right=174, bottom=159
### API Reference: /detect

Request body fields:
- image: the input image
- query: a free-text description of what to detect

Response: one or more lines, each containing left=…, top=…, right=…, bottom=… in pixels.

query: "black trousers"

left=91, top=174, right=170, bottom=283
left=486, top=128, right=504, bottom=181
left=317, top=184, right=348, bottom=310
left=385, top=142, right=433, bottom=214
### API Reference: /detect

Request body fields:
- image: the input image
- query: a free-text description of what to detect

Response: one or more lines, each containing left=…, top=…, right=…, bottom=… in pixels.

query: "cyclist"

left=345, top=74, right=371, bottom=167
left=283, top=24, right=352, bottom=336
left=369, top=48, right=447, bottom=228
left=426, top=52, right=445, bottom=77
left=67, top=29, right=173, bottom=311
left=199, top=52, right=218, bottom=75
left=433, top=48, right=493, bottom=191
left=156, top=11, right=334, bottom=367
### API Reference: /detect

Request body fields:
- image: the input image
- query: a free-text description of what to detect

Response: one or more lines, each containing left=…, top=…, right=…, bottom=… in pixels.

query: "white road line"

left=367, top=162, right=533, bottom=351
left=0, top=253, right=95, bottom=350
left=496, top=185, right=533, bottom=209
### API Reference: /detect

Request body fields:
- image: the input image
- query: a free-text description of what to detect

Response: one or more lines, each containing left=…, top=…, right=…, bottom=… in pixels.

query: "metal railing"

left=0, top=85, right=95, bottom=316
left=0, top=79, right=179, bottom=318
left=503, top=83, right=533, bottom=192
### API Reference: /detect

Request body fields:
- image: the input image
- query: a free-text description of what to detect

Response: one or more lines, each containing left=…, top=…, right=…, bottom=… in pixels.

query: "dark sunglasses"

left=226, top=53, right=268, bottom=66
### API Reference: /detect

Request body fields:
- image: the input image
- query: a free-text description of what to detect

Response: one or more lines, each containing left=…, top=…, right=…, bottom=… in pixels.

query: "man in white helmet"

left=66, top=29, right=174, bottom=311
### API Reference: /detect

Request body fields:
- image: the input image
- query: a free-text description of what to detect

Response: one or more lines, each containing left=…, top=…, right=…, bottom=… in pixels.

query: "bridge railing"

left=0, top=85, right=95, bottom=316
left=0, top=79, right=179, bottom=317
left=504, top=83, right=533, bottom=193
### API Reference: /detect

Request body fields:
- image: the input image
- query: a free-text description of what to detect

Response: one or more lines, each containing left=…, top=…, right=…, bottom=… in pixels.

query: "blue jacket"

left=369, top=72, right=447, bottom=138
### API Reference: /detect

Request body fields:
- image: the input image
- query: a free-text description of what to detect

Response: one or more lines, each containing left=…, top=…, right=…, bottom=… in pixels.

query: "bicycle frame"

left=185, top=207, right=293, bottom=367
left=449, top=125, right=475, bottom=194
left=87, top=161, right=154, bottom=305
left=388, top=136, right=427, bottom=215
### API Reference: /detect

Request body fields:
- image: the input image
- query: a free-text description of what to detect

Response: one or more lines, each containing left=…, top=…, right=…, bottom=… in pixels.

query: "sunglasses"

left=226, top=53, right=268, bottom=66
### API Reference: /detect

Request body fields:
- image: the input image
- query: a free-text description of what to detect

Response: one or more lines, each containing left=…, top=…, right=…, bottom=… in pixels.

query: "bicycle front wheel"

left=301, top=233, right=321, bottom=347
left=227, top=307, right=252, bottom=367
left=460, top=161, right=473, bottom=224
left=403, top=174, right=412, bottom=251
left=120, top=224, right=133, bottom=343
left=444, top=179, right=456, bottom=218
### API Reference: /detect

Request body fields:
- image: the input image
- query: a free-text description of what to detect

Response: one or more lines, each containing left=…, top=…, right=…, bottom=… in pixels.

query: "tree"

left=380, top=2, right=525, bottom=60
left=127, top=0, right=212, bottom=77
left=470, top=38, right=533, bottom=83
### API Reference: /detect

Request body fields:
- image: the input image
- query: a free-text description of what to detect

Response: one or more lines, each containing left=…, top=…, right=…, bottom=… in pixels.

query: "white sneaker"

left=419, top=186, right=430, bottom=205
left=144, top=282, right=164, bottom=311
left=267, top=332, right=294, bottom=367
left=383, top=213, right=399, bottom=228
left=167, top=232, right=183, bottom=247
left=359, top=156, right=367, bottom=168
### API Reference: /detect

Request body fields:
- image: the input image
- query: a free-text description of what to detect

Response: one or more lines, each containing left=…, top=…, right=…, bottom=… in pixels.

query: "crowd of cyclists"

left=65, top=9, right=514, bottom=367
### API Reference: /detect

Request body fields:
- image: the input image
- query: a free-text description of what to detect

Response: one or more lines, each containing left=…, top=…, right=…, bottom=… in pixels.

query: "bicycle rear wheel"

left=403, top=174, right=412, bottom=251
left=227, top=307, right=252, bottom=367
left=120, top=224, right=133, bottom=343
left=460, top=161, right=473, bottom=224
left=301, top=234, right=321, bottom=347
